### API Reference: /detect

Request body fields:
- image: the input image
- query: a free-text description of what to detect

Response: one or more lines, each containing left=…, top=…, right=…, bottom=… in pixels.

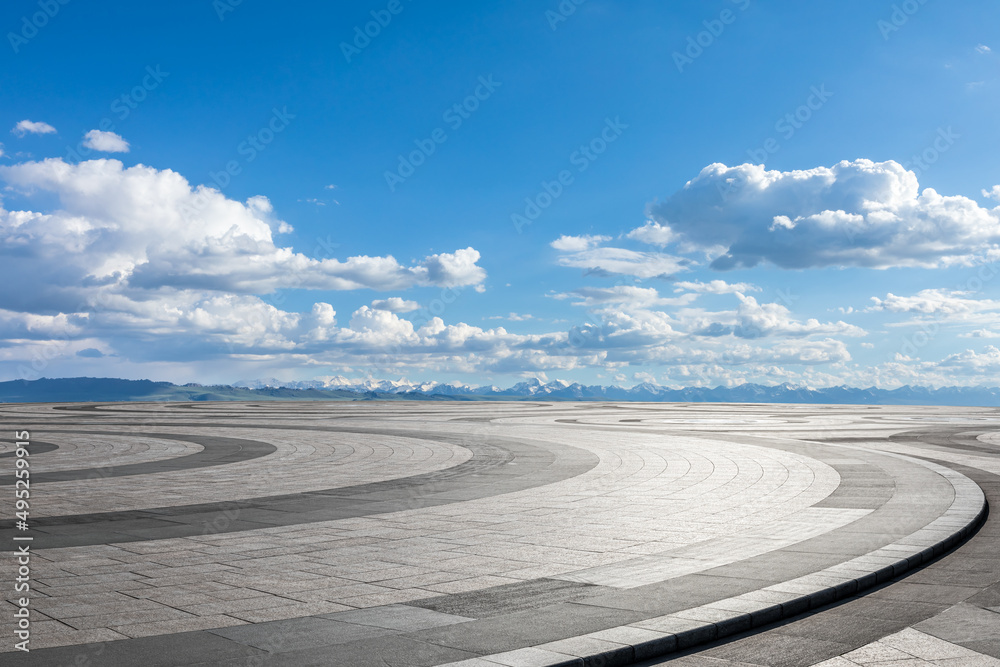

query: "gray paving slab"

left=197, top=635, right=482, bottom=667
left=417, top=601, right=649, bottom=655
left=321, top=604, right=473, bottom=631
left=208, top=616, right=395, bottom=652
left=913, top=603, right=1000, bottom=646
left=697, top=633, right=852, bottom=667
left=409, top=579, right=601, bottom=618
left=2, top=631, right=265, bottom=667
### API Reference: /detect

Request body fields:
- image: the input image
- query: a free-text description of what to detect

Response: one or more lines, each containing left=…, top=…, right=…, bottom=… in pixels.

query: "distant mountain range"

left=2, top=376, right=1000, bottom=406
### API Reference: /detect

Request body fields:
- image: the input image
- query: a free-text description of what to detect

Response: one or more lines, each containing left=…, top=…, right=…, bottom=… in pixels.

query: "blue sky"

left=2, top=0, right=1000, bottom=388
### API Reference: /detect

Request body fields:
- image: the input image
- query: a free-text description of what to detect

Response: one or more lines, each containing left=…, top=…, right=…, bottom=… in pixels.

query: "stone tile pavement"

left=0, top=401, right=996, bottom=665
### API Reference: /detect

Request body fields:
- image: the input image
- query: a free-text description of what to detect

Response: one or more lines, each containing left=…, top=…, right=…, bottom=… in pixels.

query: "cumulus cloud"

left=0, top=158, right=495, bottom=380
left=937, top=345, right=1000, bottom=373
left=422, top=247, right=487, bottom=290
left=983, top=185, right=1000, bottom=202
left=693, top=293, right=865, bottom=339
left=0, top=159, right=487, bottom=304
left=867, top=289, right=1000, bottom=319
left=720, top=338, right=852, bottom=366
left=82, top=130, right=130, bottom=153
left=12, top=120, right=56, bottom=136
left=644, top=159, right=1000, bottom=270
left=4, top=156, right=987, bottom=388
left=552, top=233, right=689, bottom=278
left=370, top=297, right=420, bottom=313
left=672, top=280, right=760, bottom=294
left=626, top=221, right=674, bottom=247
left=959, top=329, right=1000, bottom=338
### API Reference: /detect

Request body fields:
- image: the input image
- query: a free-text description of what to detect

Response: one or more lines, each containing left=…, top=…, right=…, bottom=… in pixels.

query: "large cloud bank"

left=645, top=159, right=1000, bottom=270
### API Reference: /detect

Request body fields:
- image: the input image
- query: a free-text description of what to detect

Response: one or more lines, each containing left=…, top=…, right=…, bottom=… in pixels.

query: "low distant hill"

left=0, top=377, right=454, bottom=403
left=2, top=377, right=1000, bottom=406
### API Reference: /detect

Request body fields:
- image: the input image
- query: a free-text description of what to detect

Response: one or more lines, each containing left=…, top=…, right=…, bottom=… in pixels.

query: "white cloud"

left=976, top=44, right=991, bottom=54
left=936, top=345, right=1000, bottom=373
left=958, top=329, right=1000, bottom=338
left=5, top=156, right=992, bottom=388
left=867, top=289, right=1000, bottom=317
left=82, top=130, right=130, bottom=153
left=370, top=297, right=420, bottom=313
left=421, top=247, right=487, bottom=290
left=0, top=159, right=487, bottom=301
left=483, top=312, right=537, bottom=322
left=550, top=234, right=609, bottom=252
left=554, top=235, right=689, bottom=278
left=721, top=338, right=852, bottom=366
left=693, top=293, right=865, bottom=339
left=672, top=280, right=760, bottom=294
left=555, top=285, right=697, bottom=309
left=0, top=158, right=494, bottom=378
left=626, top=220, right=674, bottom=247
left=983, top=185, right=1000, bottom=202
left=12, top=120, right=56, bottom=136
left=645, top=159, right=1000, bottom=270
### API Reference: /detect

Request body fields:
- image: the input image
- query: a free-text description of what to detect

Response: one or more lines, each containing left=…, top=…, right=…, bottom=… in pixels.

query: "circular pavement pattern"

left=0, top=401, right=996, bottom=666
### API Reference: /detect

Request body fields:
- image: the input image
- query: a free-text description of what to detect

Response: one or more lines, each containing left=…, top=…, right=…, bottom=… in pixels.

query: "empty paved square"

left=1, top=401, right=997, bottom=665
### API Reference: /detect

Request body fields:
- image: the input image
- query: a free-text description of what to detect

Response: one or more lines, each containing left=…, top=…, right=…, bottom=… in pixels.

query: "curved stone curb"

left=439, top=453, right=988, bottom=667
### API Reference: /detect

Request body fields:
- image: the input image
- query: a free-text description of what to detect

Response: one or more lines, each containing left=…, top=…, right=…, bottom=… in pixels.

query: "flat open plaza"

left=2, top=401, right=999, bottom=666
